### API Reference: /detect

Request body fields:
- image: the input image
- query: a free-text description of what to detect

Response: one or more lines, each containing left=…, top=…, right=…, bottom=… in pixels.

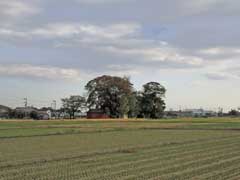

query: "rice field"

left=0, top=118, right=240, bottom=180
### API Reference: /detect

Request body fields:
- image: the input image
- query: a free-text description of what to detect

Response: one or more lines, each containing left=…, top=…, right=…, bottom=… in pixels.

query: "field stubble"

left=1, top=118, right=240, bottom=179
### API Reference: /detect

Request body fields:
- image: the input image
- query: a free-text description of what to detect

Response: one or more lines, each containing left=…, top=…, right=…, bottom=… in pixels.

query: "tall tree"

left=85, top=75, right=133, bottom=118
left=119, top=95, right=130, bottom=118
left=128, top=91, right=142, bottom=118
left=141, top=82, right=166, bottom=119
left=62, top=96, right=86, bottom=119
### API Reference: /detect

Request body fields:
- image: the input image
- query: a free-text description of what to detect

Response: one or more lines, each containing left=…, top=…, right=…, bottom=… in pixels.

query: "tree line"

left=62, top=75, right=166, bottom=119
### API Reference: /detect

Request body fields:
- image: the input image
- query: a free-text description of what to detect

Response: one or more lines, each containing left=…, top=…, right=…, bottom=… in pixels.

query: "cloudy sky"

left=1, top=0, right=240, bottom=111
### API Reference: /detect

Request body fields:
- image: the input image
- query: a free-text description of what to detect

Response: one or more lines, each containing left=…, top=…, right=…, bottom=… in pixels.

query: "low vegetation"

left=1, top=118, right=240, bottom=179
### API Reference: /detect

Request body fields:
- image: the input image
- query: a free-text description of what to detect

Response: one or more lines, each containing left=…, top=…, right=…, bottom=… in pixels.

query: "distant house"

left=164, top=111, right=181, bottom=118
left=38, top=107, right=53, bottom=120
left=36, top=110, right=51, bottom=120
left=74, top=112, right=87, bottom=118
left=14, top=107, right=52, bottom=120
left=15, top=107, right=37, bottom=119
left=0, top=105, right=11, bottom=119
left=165, top=109, right=218, bottom=118
left=184, top=109, right=217, bottom=117
left=87, top=109, right=109, bottom=119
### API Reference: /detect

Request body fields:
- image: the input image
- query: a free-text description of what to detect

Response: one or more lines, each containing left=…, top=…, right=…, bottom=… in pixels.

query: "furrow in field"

left=192, top=161, right=240, bottom=180
left=147, top=157, right=240, bottom=180
left=219, top=168, right=240, bottom=180
left=1, top=133, right=238, bottom=168
left=0, top=134, right=239, bottom=179
left=229, top=174, right=240, bottom=180
left=70, top=141, right=240, bottom=180
left=101, top=146, right=240, bottom=180
left=131, top=155, right=240, bottom=180
left=160, top=155, right=240, bottom=180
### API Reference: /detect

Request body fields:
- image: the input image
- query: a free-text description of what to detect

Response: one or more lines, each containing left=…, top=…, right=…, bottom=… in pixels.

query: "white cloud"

left=0, top=23, right=140, bottom=40
left=0, top=29, right=28, bottom=38
left=200, top=48, right=223, bottom=55
left=0, top=22, right=205, bottom=69
left=0, top=64, right=85, bottom=81
left=3, top=21, right=240, bottom=74
left=31, top=23, right=140, bottom=39
left=33, top=23, right=204, bottom=68
left=200, top=47, right=240, bottom=56
left=0, top=1, right=39, bottom=18
left=203, top=56, right=240, bottom=81
left=102, top=45, right=203, bottom=67
left=184, top=0, right=219, bottom=12
left=105, top=64, right=142, bottom=76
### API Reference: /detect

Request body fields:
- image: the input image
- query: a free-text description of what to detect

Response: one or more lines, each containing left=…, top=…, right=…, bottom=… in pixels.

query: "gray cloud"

left=1, top=0, right=240, bottom=81
left=205, top=72, right=229, bottom=80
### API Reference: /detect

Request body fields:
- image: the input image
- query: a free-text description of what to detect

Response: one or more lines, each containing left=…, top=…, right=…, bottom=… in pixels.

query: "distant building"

left=184, top=109, right=217, bottom=117
left=164, top=111, right=181, bottom=118
left=165, top=109, right=217, bottom=118
left=14, top=107, right=52, bottom=120
left=15, top=107, right=37, bottom=119
left=0, top=105, right=11, bottom=119
left=36, top=110, right=51, bottom=120
left=74, top=112, right=87, bottom=118
left=87, top=109, right=109, bottom=119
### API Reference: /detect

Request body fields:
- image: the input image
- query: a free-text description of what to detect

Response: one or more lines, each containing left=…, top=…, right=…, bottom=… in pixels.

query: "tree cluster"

left=61, top=96, right=86, bottom=119
left=62, top=75, right=166, bottom=119
left=228, top=109, right=240, bottom=117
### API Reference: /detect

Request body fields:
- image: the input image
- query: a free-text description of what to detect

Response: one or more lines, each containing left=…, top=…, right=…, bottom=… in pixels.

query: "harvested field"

left=0, top=118, right=240, bottom=179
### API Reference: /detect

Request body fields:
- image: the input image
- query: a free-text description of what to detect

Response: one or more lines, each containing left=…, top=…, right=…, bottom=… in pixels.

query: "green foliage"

left=85, top=75, right=133, bottom=118
left=140, top=82, right=166, bottom=119
left=61, top=95, right=86, bottom=119
left=119, top=95, right=130, bottom=118
left=228, top=109, right=239, bottom=116
left=85, top=76, right=167, bottom=119
left=128, top=92, right=141, bottom=118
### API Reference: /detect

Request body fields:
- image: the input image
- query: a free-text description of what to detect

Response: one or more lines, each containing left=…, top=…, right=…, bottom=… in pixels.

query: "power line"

left=0, top=96, right=57, bottom=108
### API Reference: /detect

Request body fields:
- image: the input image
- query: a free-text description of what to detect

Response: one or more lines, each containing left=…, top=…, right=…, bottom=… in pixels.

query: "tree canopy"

left=85, top=75, right=133, bottom=118
left=84, top=76, right=166, bottom=119
left=4, top=76, right=167, bottom=120
left=62, top=95, right=86, bottom=119
left=140, top=82, right=166, bottom=119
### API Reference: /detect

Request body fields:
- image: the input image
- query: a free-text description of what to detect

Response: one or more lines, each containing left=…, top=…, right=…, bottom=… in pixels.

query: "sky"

left=0, top=0, right=240, bottom=111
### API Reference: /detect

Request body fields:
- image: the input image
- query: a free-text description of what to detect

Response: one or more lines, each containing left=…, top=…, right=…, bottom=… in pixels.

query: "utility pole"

left=52, top=100, right=57, bottom=119
left=52, top=100, right=57, bottom=110
left=179, top=105, right=182, bottom=112
left=24, top=98, right=28, bottom=107
left=218, top=107, right=223, bottom=117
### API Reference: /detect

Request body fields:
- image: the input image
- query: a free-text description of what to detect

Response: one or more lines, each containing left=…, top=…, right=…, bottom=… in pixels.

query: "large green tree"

left=128, top=91, right=142, bottom=118
left=85, top=75, right=133, bottom=118
left=62, top=95, right=86, bottom=119
left=141, top=82, right=166, bottom=119
left=119, top=95, right=130, bottom=118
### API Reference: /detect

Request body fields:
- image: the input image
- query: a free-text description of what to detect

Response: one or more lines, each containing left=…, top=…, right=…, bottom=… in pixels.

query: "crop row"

left=1, top=134, right=239, bottom=174
left=1, top=135, right=240, bottom=180
left=1, top=133, right=238, bottom=168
